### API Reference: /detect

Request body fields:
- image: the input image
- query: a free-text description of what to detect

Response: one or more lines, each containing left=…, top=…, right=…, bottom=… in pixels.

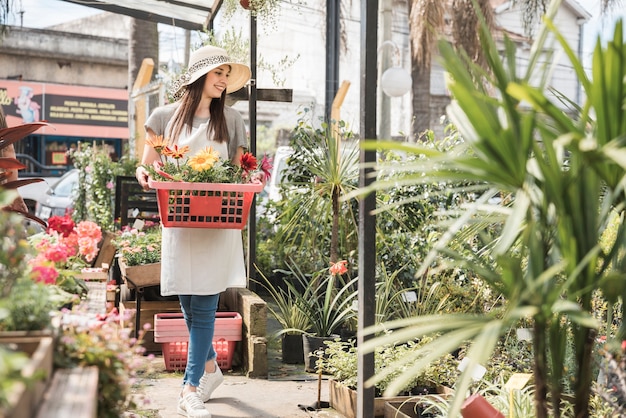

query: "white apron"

left=159, top=119, right=247, bottom=296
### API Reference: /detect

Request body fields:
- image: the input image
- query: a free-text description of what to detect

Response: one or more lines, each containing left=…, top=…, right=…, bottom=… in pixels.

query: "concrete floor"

left=131, top=319, right=346, bottom=418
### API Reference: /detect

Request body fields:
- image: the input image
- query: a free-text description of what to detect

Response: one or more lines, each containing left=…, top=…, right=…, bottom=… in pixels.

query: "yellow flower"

left=188, top=146, right=220, bottom=171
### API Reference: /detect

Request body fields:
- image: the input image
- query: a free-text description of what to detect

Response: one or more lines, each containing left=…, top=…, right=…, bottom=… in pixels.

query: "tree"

left=407, top=0, right=621, bottom=139
left=408, top=0, right=493, bottom=139
left=128, top=18, right=159, bottom=89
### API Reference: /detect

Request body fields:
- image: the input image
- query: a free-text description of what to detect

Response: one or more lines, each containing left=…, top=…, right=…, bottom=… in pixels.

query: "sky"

left=5, top=0, right=626, bottom=66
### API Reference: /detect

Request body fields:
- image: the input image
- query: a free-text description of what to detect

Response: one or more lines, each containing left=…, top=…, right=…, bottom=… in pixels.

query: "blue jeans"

left=179, top=294, right=219, bottom=388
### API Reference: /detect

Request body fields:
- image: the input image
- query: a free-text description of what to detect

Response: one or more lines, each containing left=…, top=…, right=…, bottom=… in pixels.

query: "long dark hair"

left=169, top=74, right=229, bottom=144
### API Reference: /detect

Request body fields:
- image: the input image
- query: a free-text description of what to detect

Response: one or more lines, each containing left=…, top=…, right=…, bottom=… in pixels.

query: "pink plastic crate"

left=154, top=312, right=242, bottom=371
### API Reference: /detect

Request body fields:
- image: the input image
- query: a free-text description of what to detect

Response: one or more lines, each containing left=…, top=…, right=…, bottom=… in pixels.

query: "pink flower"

left=44, top=245, right=71, bottom=263
left=78, top=236, right=99, bottom=262
left=106, top=181, right=114, bottom=189
left=76, top=221, right=102, bottom=241
left=31, top=264, right=59, bottom=285
left=260, top=154, right=273, bottom=180
left=329, top=260, right=348, bottom=276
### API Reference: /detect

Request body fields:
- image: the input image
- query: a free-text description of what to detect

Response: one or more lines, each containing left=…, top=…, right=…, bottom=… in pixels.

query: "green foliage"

left=274, top=261, right=357, bottom=337
left=0, top=190, right=33, bottom=298
left=323, top=337, right=459, bottom=396
left=252, top=268, right=312, bottom=336
left=359, top=5, right=626, bottom=417
left=0, top=277, right=73, bottom=332
left=70, top=142, right=138, bottom=231
left=271, top=113, right=359, bottom=272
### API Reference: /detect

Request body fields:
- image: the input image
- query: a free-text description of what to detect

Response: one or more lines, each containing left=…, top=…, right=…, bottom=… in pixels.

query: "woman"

left=135, top=45, right=251, bottom=418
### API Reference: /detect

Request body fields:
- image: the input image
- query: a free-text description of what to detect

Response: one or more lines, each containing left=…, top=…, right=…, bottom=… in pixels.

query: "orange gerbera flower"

left=146, top=135, right=169, bottom=154
left=329, top=260, right=348, bottom=275
left=188, top=146, right=220, bottom=171
left=163, top=144, right=190, bottom=160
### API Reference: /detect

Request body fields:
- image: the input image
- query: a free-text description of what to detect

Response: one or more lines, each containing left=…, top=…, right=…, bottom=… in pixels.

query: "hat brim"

left=170, top=62, right=251, bottom=100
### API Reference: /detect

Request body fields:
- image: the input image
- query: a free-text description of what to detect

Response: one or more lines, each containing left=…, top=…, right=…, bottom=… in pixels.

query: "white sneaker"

left=197, top=363, right=224, bottom=403
left=177, top=392, right=211, bottom=418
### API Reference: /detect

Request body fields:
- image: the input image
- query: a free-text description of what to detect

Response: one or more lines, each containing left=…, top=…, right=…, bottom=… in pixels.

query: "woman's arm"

left=231, top=146, right=244, bottom=166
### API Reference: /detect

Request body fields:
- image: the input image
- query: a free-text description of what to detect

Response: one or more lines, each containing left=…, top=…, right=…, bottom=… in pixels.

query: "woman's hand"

left=136, top=165, right=150, bottom=190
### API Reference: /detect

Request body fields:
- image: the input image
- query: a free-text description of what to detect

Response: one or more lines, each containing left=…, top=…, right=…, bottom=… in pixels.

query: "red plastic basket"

left=148, top=179, right=264, bottom=229
left=163, top=341, right=188, bottom=371
left=161, top=340, right=237, bottom=371
left=154, top=312, right=242, bottom=371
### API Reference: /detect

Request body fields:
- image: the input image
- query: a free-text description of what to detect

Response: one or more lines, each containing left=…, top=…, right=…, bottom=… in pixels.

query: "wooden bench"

left=35, top=366, right=99, bottom=418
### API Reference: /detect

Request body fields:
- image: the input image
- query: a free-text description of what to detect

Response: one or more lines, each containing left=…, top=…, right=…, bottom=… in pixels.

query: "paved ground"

left=132, top=320, right=346, bottom=418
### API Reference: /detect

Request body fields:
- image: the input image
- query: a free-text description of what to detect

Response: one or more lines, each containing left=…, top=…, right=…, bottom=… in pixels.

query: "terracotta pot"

left=240, top=0, right=250, bottom=9
left=461, top=393, right=505, bottom=418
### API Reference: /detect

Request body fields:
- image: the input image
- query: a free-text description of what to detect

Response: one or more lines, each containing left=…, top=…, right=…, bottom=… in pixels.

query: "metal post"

left=325, top=0, right=340, bottom=123
left=357, top=1, right=377, bottom=417
left=379, top=0, right=392, bottom=140
left=247, top=12, right=258, bottom=289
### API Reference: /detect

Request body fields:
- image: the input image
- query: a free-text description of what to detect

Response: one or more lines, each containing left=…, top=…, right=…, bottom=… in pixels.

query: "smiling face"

left=202, top=64, right=231, bottom=99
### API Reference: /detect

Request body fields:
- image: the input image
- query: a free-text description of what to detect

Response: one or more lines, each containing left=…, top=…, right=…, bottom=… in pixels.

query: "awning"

left=61, top=0, right=224, bottom=31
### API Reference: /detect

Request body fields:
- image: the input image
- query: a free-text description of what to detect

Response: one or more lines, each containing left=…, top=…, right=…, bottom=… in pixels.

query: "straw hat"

left=170, top=45, right=251, bottom=100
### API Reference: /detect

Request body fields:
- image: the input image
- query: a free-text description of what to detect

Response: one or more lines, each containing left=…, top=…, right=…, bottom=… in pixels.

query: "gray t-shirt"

left=144, top=102, right=248, bottom=159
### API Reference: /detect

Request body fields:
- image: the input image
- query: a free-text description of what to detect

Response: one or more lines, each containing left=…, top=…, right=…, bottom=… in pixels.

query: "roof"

left=492, top=0, right=591, bottom=21
left=60, top=0, right=224, bottom=31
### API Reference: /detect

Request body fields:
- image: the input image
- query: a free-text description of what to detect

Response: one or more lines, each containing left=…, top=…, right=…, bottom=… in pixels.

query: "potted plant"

left=252, top=269, right=312, bottom=364
left=112, top=222, right=162, bottom=289
left=323, top=337, right=458, bottom=418
left=271, top=259, right=358, bottom=372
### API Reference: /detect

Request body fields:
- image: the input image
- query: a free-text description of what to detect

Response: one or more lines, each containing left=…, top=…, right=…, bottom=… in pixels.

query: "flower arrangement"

left=27, top=214, right=102, bottom=297
left=143, top=135, right=272, bottom=184
left=112, top=222, right=161, bottom=267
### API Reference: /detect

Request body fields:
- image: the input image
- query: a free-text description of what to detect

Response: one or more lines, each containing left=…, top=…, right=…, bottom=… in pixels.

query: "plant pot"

left=118, top=259, right=160, bottom=289
left=461, top=393, right=505, bottom=418
left=0, top=336, right=54, bottom=418
left=240, top=0, right=250, bottom=9
left=329, top=379, right=452, bottom=418
left=302, top=334, right=335, bottom=373
left=281, top=333, right=304, bottom=364
left=384, top=400, right=424, bottom=418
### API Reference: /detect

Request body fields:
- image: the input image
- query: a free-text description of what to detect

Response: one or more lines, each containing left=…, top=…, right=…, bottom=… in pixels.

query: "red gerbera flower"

left=240, top=152, right=258, bottom=172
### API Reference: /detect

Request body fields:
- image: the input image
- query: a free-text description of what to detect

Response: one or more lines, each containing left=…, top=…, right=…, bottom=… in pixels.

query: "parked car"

left=35, top=169, right=79, bottom=221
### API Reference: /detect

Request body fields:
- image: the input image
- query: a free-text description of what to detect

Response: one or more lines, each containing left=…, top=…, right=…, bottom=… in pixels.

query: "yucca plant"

left=356, top=0, right=626, bottom=416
